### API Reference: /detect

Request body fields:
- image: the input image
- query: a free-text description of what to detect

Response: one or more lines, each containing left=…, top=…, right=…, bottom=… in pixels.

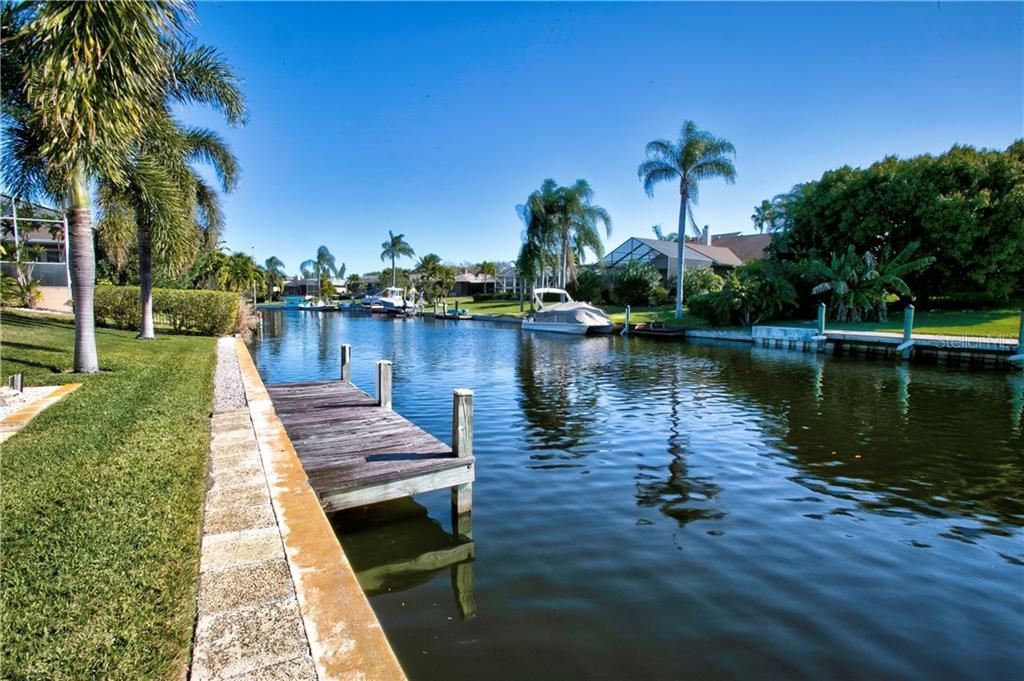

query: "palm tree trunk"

left=675, top=187, right=688, bottom=319
left=391, top=255, right=396, bottom=288
left=69, top=168, right=100, bottom=373
left=137, top=218, right=155, bottom=339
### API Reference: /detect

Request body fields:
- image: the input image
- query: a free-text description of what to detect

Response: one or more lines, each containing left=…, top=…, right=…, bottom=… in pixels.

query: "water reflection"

left=250, top=311, right=1023, bottom=681
left=332, top=498, right=476, bottom=619
left=515, top=334, right=601, bottom=459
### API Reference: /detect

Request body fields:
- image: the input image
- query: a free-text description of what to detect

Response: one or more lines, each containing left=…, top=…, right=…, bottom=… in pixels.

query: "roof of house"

left=609, top=237, right=742, bottom=267
left=707, top=232, right=772, bottom=262
left=454, top=272, right=496, bottom=284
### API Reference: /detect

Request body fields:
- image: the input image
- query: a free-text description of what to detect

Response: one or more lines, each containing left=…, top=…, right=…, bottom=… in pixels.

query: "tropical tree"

left=2, top=1, right=192, bottom=371
left=638, top=121, right=737, bottom=318
left=751, top=199, right=782, bottom=233
left=264, top=256, right=286, bottom=300
left=516, top=180, right=561, bottom=291
left=478, top=261, right=498, bottom=294
left=415, top=253, right=455, bottom=302
left=380, top=230, right=415, bottom=287
left=94, top=38, right=245, bottom=338
left=345, top=272, right=362, bottom=297
left=300, top=245, right=340, bottom=298
left=651, top=224, right=678, bottom=241
left=516, top=179, right=611, bottom=289
left=810, top=246, right=862, bottom=322
left=557, top=180, right=611, bottom=287
left=221, top=251, right=262, bottom=293
left=862, top=242, right=935, bottom=321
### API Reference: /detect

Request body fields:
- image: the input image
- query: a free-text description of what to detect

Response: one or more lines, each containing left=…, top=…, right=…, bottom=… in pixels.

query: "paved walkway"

left=191, top=337, right=405, bottom=681
left=191, top=339, right=317, bottom=679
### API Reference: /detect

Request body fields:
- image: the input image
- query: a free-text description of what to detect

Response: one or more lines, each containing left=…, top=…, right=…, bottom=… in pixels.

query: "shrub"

left=1, top=274, right=41, bottom=308
left=683, top=267, right=725, bottom=299
left=472, top=292, right=516, bottom=302
left=686, top=261, right=797, bottom=326
left=95, top=285, right=240, bottom=336
left=566, top=269, right=604, bottom=303
left=611, top=261, right=663, bottom=306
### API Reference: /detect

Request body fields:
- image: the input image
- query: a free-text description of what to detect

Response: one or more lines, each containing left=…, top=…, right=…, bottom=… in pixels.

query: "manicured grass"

left=774, top=306, right=1022, bottom=339
left=603, top=304, right=712, bottom=328
left=1, top=310, right=215, bottom=680
left=443, top=296, right=528, bottom=317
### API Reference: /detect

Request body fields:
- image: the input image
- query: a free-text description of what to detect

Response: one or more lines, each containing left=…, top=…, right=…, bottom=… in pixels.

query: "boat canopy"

left=533, top=301, right=611, bottom=326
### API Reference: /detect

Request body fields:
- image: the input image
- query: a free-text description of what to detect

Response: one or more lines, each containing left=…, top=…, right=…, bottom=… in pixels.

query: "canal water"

left=250, top=310, right=1023, bottom=681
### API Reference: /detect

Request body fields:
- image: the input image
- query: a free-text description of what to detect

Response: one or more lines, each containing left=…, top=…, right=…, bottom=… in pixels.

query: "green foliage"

left=416, top=254, right=455, bottom=302
left=806, top=242, right=935, bottom=322
left=1, top=311, right=213, bottom=680
left=566, top=268, right=605, bottom=303
left=611, top=261, right=663, bottom=306
left=682, top=267, right=725, bottom=299
left=345, top=273, right=362, bottom=296
left=688, top=261, right=797, bottom=326
left=516, top=178, right=612, bottom=286
left=768, top=141, right=1024, bottom=300
left=637, top=121, right=737, bottom=316
left=94, top=284, right=240, bottom=335
left=471, top=292, right=517, bottom=302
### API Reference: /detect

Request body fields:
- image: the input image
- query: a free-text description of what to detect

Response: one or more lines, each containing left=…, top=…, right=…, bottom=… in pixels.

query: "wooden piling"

left=376, top=360, right=392, bottom=410
left=623, top=305, right=630, bottom=335
left=901, top=304, right=916, bottom=360
left=451, top=388, right=473, bottom=518
left=817, top=302, right=826, bottom=335
left=340, top=344, right=351, bottom=382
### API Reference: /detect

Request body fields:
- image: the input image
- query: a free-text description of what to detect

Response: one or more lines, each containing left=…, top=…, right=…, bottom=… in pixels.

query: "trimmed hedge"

left=471, top=292, right=516, bottom=302
left=94, top=284, right=240, bottom=336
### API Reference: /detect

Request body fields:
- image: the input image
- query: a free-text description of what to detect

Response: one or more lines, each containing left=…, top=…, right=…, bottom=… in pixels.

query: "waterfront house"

left=602, top=229, right=770, bottom=282
left=0, top=195, right=72, bottom=311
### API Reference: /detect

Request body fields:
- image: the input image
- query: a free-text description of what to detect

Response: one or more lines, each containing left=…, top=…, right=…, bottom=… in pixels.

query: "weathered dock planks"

left=267, top=378, right=475, bottom=513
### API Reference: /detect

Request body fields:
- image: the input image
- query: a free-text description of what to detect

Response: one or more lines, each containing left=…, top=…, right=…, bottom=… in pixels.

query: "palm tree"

left=651, top=224, right=678, bottom=241
left=811, top=246, right=861, bottom=322
left=97, top=120, right=241, bottom=338
left=751, top=200, right=780, bottom=233
left=638, top=121, right=737, bottom=318
left=516, top=179, right=611, bottom=289
left=264, top=256, right=286, bottom=300
left=300, top=245, right=339, bottom=300
left=558, top=180, right=611, bottom=287
left=380, top=230, right=415, bottom=287
left=2, top=1, right=191, bottom=371
left=478, top=261, right=498, bottom=294
left=516, top=179, right=561, bottom=290
left=862, top=242, right=935, bottom=321
left=222, top=251, right=262, bottom=292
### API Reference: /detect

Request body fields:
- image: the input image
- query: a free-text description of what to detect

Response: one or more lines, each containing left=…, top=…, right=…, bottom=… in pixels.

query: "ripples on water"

left=251, top=311, right=1024, bottom=681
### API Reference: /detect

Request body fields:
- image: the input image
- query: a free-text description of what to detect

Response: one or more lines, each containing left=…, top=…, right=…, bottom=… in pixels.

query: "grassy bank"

left=1, top=311, right=215, bottom=680
left=775, top=306, right=1022, bottom=338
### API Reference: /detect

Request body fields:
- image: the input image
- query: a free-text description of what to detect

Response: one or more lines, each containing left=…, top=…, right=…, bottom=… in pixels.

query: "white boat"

left=379, top=287, right=419, bottom=315
left=522, top=288, right=614, bottom=335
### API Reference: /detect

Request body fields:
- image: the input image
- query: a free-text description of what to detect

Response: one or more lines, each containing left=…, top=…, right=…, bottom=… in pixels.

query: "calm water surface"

left=250, top=310, right=1024, bottom=681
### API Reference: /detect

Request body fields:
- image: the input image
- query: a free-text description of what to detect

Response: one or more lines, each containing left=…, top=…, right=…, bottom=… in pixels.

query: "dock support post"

left=623, top=305, right=630, bottom=335
left=901, top=304, right=915, bottom=360
left=340, top=344, right=351, bottom=382
left=376, top=360, right=392, bottom=410
left=1017, top=308, right=1023, bottom=350
left=451, top=388, right=474, bottom=527
left=817, top=302, right=826, bottom=335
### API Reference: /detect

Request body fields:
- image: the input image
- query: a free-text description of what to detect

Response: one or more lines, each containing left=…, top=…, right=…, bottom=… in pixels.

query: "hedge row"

left=94, top=285, right=240, bottom=336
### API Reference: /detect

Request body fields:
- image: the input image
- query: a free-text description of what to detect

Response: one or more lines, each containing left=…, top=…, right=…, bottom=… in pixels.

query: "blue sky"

left=180, top=1, right=1023, bottom=277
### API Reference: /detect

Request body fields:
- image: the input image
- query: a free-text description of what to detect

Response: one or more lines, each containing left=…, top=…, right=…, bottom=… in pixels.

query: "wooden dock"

left=267, top=348, right=475, bottom=515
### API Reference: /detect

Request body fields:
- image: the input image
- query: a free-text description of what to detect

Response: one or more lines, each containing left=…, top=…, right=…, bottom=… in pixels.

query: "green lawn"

left=775, top=306, right=1022, bottom=339
left=1, top=311, right=215, bottom=680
